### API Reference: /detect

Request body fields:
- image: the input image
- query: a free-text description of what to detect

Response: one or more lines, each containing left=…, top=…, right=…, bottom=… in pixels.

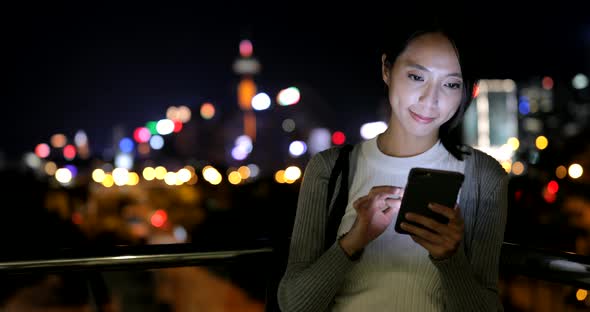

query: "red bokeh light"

left=332, top=131, right=346, bottom=145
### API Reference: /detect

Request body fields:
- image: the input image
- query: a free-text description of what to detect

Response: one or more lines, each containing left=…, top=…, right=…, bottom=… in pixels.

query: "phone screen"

left=394, top=167, right=464, bottom=235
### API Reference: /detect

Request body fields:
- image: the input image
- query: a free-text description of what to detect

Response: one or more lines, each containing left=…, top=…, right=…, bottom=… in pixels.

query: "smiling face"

left=382, top=32, right=464, bottom=143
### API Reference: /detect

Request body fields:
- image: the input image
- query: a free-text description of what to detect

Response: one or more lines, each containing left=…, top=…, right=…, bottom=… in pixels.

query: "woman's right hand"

left=339, top=186, right=403, bottom=257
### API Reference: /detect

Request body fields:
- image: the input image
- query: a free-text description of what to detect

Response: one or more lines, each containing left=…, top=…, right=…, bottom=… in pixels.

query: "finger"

left=400, top=222, right=445, bottom=244
left=405, top=213, right=447, bottom=235
left=369, top=185, right=404, bottom=198
left=428, top=203, right=460, bottom=222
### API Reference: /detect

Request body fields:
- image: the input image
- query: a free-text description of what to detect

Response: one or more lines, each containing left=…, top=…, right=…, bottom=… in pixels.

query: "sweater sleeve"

left=431, top=154, right=508, bottom=311
left=277, top=150, right=357, bottom=312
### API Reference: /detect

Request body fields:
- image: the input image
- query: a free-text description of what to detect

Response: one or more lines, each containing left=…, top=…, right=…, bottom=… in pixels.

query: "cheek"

left=440, top=96, right=462, bottom=120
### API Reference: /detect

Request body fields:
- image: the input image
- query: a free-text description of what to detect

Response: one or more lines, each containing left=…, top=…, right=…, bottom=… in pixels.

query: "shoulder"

left=304, top=144, right=356, bottom=178
left=464, top=146, right=507, bottom=181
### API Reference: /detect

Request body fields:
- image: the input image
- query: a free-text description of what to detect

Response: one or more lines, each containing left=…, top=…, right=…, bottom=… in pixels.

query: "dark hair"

left=381, top=27, right=476, bottom=160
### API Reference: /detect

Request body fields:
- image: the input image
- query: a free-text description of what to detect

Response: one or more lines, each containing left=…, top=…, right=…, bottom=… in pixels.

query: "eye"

left=445, top=82, right=462, bottom=89
left=408, top=74, right=423, bottom=81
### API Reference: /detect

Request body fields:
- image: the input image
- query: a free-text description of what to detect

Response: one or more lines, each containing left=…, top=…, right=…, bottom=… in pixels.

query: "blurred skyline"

left=1, top=3, right=589, bottom=160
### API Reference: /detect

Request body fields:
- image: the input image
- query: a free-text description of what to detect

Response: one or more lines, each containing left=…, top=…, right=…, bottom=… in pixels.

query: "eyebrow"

left=407, top=63, right=463, bottom=79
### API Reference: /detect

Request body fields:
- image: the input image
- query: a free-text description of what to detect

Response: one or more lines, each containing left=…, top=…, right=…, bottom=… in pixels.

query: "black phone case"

left=394, top=167, right=465, bottom=235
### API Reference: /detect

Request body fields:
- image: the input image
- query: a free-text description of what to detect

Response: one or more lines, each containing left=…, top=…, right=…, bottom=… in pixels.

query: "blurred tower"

left=233, top=39, right=261, bottom=141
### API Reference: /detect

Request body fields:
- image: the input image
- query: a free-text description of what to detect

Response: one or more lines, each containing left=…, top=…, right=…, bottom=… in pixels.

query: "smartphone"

left=394, top=167, right=464, bottom=235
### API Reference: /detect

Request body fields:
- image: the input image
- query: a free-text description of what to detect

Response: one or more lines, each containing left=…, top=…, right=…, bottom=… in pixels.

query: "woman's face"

left=383, top=32, right=463, bottom=140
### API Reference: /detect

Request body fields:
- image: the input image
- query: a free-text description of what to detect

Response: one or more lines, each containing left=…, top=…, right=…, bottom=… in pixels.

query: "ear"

left=381, top=54, right=390, bottom=87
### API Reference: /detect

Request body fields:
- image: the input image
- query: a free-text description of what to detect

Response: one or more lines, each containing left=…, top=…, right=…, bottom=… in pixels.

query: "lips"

left=409, top=110, right=435, bottom=124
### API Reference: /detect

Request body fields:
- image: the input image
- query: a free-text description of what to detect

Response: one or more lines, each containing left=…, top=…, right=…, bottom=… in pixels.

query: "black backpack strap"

left=324, top=144, right=353, bottom=249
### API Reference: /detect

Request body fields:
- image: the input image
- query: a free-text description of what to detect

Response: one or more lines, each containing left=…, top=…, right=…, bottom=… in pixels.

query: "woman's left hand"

left=400, top=203, right=464, bottom=260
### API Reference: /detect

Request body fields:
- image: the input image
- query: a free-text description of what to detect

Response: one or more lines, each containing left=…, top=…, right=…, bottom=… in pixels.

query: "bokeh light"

left=507, top=137, right=520, bottom=151
left=252, top=92, right=271, bottom=111
left=289, top=141, right=307, bottom=157
left=568, top=164, right=583, bottom=179
left=277, top=87, right=301, bottom=106
left=247, top=164, right=260, bottom=178
left=127, top=172, right=140, bottom=186
left=50, top=134, right=67, bottom=148
left=512, top=161, right=525, bottom=175
left=274, top=170, right=286, bottom=183
left=92, top=169, right=106, bottom=183
left=133, top=127, right=151, bottom=143
left=238, top=166, right=251, bottom=179
left=155, top=166, right=167, bottom=180
left=177, top=105, right=191, bottom=123
left=228, top=171, right=242, bottom=185
left=74, top=130, right=88, bottom=147
left=535, top=136, right=548, bottom=150
left=55, top=168, right=72, bottom=184
left=200, top=102, right=216, bottom=120
left=572, top=73, right=589, bottom=90
left=284, top=166, right=302, bottom=182
left=542, top=76, right=554, bottom=90
left=63, top=144, right=76, bottom=160
left=150, top=135, right=164, bottom=150
left=35, top=143, right=50, bottom=158
left=177, top=168, right=192, bottom=183
left=360, top=121, right=387, bottom=140
left=156, top=119, right=175, bottom=135
left=119, top=138, right=134, bottom=153
left=556, top=166, right=567, bottom=179
left=143, top=167, right=156, bottom=181
left=332, top=131, right=346, bottom=145
left=151, top=210, right=168, bottom=228
left=112, top=168, right=130, bottom=186
left=282, top=119, right=296, bottom=132
left=44, top=161, right=57, bottom=176
left=239, top=39, right=253, bottom=57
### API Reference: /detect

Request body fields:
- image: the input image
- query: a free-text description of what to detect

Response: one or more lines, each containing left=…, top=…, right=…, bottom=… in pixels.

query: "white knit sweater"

left=333, top=137, right=465, bottom=311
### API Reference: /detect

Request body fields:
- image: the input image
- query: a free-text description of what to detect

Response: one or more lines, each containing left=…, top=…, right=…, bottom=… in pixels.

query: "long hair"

left=381, top=26, right=476, bottom=160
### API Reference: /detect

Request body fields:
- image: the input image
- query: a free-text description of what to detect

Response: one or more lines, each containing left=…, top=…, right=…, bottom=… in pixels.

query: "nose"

left=418, top=83, right=439, bottom=108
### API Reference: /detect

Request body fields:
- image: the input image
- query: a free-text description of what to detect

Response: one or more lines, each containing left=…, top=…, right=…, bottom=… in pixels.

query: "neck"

left=377, top=120, right=439, bottom=157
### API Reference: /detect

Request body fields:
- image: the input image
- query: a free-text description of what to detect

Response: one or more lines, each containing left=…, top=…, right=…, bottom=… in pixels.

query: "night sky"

left=2, top=3, right=589, bottom=161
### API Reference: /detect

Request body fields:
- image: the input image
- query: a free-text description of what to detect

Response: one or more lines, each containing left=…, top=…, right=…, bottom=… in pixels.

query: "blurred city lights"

left=228, top=171, right=242, bottom=185
left=275, top=170, right=286, bottom=183
left=332, top=131, right=346, bottom=145
left=74, top=130, right=88, bottom=146
left=507, top=137, right=520, bottom=151
left=119, top=138, right=134, bottom=153
left=284, top=166, right=302, bottom=182
left=174, top=226, right=188, bottom=242
left=63, top=144, right=77, bottom=160
left=547, top=180, right=559, bottom=194
left=535, top=136, right=549, bottom=150
left=238, top=78, right=257, bottom=110
left=203, top=166, right=222, bottom=185
left=44, top=161, right=57, bottom=176
left=200, top=102, right=216, bottom=120
left=173, top=120, right=183, bottom=133
left=113, top=168, right=130, bottom=186
left=502, top=79, right=516, bottom=92
left=568, top=164, right=583, bottom=179
left=308, top=128, right=331, bottom=155
left=572, top=73, right=589, bottom=90
left=238, top=166, right=251, bottom=179
left=239, top=39, right=253, bottom=57
left=556, top=165, right=567, bottom=179
left=35, top=143, right=50, bottom=158
left=55, top=168, right=72, bottom=184
left=576, top=289, right=588, bottom=301
left=167, top=106, right=180, bottom=120
left=24, top=153, right=41, bottom=169
left=512, top=161, right=525, bottom=175
left=289, top=141, right=307, bottom=157
left=277, top=87, right=301, bottom=106
left=92, top=169, right=106, bottom=183
left=156, top=119, right=175, bottom=135
left=247, top=164, right=260, bottom=178
left=282, top=119, right=296, bottom=132
left=360, top=121, right=387, bottom=140
left=177, top=168, right=192, bottom=183
left=65, top=165, right=77, bottom=178
left=518, top=96, right=530, bottom=115
left=151, top=210, right=168, bottom=228
left=142, top=167, right=156, bottom=181
left=115, top=153, right=134, bottom=170
left=127, top=172, right=140, bottom=186
left=501, top=161, right=512, bottom=173
left=232, top=146, right=249, bottom=161
left=146, top=121, right=158, bottom=135
left=149, top=135, right=164, bottom=150
left=102, top=174, right=114, bottom=188
left=137, top=143, right=150, bottom=155
left=177, top=105, right=191, bottom=123
left=133, top=127, right=151, bottom=143
left=155, top=166, right=167, bottom=180
left=164, top=172, right=178, bottom=186
left=542, top=76, right=554, bottom=90
left=50, top=134, right=67, bottom=148
left=252, top=92, right=271, bottom=111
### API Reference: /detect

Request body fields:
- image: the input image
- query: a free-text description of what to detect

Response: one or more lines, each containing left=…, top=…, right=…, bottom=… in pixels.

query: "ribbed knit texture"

left=277, top=137, right=508, bottom=312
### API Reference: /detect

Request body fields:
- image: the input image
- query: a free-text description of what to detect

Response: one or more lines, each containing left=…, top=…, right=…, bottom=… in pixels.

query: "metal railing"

left=1, top=241, right=589, bottom=287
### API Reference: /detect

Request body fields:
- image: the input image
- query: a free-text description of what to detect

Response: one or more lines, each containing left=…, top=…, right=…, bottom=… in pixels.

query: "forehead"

left=397, top=33, right=461, bottom=72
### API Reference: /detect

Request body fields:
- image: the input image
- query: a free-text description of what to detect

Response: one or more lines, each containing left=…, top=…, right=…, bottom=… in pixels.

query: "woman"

left=277, top=27, right=508, bottom=311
